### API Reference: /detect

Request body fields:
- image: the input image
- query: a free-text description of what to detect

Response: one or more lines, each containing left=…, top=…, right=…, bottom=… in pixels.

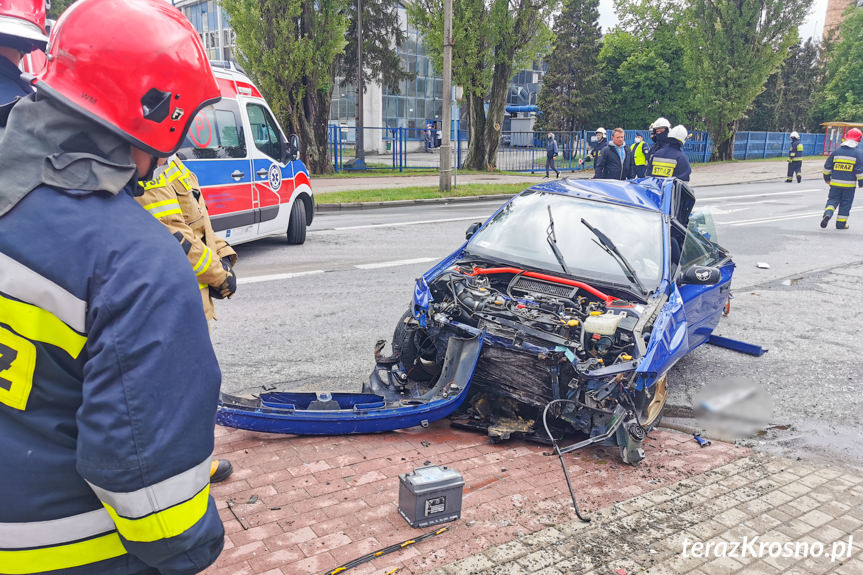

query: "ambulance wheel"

left=287, top=200, right=307, bottom=244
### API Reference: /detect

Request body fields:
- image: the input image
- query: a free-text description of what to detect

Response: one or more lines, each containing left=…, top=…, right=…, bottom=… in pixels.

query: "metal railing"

left=327, top=126, right=825, bottom=172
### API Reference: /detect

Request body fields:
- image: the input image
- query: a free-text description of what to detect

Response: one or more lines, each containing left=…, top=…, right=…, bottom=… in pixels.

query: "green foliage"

left=339, top=0, right=410, bottom=93
left=817, top=8, right=863, bottom=122
left=741, top=39, right=824, bottom=132
left=681, top=0, right=812, bottom=159
left=537, top=0, right=603, bottom=131
left=223, top=0, right=348, bottom=173
left=47, top=0, right=76, bottom=21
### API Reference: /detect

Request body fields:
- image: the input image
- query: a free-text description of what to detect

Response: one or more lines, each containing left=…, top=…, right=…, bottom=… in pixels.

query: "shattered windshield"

left=466, top=191, right=664, bottom=293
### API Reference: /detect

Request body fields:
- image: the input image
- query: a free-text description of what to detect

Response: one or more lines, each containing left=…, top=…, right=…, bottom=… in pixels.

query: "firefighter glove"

left=823, top=174, right=831, bottom=184
left=210, top=258, right=237, bottom=299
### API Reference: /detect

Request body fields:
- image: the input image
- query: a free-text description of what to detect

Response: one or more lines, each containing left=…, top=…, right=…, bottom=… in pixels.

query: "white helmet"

left=653, top=117, right=671, bottom=130
left=669, top=125, right=688, bottom=144
left=790, top=131, right=800, bottom=139
left=595, top=127, right=606, bottom=136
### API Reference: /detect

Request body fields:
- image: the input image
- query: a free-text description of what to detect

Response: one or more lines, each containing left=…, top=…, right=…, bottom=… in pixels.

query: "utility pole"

left=355, top=0, right=365, bottom=167
left=439, top=0, right=453, bottom=191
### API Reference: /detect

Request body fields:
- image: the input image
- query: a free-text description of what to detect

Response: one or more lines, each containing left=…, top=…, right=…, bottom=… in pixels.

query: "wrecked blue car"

left=218, top=177, right=733, bottom=464
left=365, top=177, right=734, bottom=463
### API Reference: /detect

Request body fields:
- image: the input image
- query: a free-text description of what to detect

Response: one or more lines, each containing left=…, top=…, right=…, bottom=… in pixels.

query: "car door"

left=178, top=99, right=256, bottom=243
left=676, top=214, right=733, bottom=349
left=245, top=101, right=293, bottom=235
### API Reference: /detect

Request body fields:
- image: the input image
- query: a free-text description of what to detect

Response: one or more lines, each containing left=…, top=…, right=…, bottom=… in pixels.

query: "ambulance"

left=175, top=62, right=314, bottom=245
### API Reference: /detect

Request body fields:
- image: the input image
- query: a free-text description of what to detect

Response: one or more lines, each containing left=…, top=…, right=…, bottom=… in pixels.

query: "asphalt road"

left=211, top=178, right=863, bottom=468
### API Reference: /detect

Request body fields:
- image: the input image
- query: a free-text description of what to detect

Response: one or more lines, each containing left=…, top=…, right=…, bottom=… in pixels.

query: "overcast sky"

left=597, top=0, right=828, bottom=42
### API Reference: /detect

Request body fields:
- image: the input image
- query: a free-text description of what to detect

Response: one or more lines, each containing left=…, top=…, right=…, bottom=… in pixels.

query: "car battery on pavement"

left=398, top=465, right=464, bottom=528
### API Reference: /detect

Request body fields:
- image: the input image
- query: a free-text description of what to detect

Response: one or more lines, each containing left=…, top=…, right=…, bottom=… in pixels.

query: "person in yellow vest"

left=135, top=155, right=237, bottom=482
left=630, top=133, right=649, bottom=177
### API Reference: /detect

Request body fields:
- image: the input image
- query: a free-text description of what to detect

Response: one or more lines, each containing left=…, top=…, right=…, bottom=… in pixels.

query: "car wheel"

left=636, top=374, right=668, bottom=431
left=392, top=310, right=441, bottom=382
left=286, top=199, right=307, bottom=245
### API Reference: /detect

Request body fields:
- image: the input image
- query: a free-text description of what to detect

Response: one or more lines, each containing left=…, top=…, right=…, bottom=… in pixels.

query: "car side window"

left=177, top=100, right=246, bottom=159
left=246, top=103, right=282, bottom=161
left=679, top=221, right=725, bottom=271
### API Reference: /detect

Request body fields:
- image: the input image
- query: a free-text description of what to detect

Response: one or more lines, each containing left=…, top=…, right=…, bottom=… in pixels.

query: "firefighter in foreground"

left=136, top=156, right=237, bottom=482
left=0, top=0, right=226, bottom=572
left=786, top=130, right=804, bottom=183
left=0, top=0, right=47, bottom=105
left=646, top=124, right=691, bottom=182
left=820, top=127, right=863, bottom=230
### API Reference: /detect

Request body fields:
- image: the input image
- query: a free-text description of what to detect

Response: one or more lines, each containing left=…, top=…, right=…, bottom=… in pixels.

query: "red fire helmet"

left=34, top=0, right=220, bottom=156
left=845, top=128, right=863, bottom=143
left=0, top=0, right=48, bottom=51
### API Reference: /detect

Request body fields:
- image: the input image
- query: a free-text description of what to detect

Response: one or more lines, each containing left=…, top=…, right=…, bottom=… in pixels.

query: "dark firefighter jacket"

left=0, top=56, right=31, bottom=107
left=0, top=96, right=224, bottom=575
left=788, top=138, right=804, bottom=162
left=823, top=142, right=863, bottom=189
left=594, top=143, right=635, bottom=180
left=646, top=141, right=692, bottom=182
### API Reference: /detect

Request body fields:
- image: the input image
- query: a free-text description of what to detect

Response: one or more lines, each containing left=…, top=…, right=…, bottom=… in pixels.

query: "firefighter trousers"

left=824, top=186, right=855, bottom=229
left=786, top=160, right=802, bottom=182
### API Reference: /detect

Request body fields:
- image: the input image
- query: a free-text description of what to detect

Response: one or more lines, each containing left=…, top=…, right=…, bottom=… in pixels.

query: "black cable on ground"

left=323, top=526, right=450, bottom=575
left=542, top=399, right=591, bottom=523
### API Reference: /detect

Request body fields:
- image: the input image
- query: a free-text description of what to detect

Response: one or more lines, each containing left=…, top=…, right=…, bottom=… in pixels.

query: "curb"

left=315, top=174, right=825, bottom=213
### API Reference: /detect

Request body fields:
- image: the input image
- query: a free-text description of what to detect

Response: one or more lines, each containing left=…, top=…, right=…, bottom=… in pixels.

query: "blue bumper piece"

left=707, top=334, right=767, bottom=357
left=216, top=334, right=484, bottom=434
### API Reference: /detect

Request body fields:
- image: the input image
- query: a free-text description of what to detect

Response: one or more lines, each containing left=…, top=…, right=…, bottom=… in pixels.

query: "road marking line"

left=722, top=206, right=863, bottom=226
left=330, top=216, right=482, bottom=231
left=699, top=189, right=820, bottom=203
left=238, top=269, right=325, bottom=285
left=355, top=257, right=441, bottom=270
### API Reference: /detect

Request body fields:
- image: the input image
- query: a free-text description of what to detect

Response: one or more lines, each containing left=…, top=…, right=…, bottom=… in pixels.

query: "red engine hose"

left=467, top=266, right=615, bottom=304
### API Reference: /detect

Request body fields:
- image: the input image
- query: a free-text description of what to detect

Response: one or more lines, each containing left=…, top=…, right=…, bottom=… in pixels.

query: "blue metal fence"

left=327, top=126, right=824, bottom=172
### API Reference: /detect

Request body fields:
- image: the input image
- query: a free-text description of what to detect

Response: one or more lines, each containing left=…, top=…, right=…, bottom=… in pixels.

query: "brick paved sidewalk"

left=431, top=454, right=863, bottom=575
left=204, top=422, right=746, bottom=575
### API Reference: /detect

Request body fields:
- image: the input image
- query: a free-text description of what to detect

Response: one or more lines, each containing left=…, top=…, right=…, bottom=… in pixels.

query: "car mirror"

left=465, top=222, right=482, bottom=240
left=282, top=134, right=300, bottom=163
left=680, top=265, right=721, bottom=286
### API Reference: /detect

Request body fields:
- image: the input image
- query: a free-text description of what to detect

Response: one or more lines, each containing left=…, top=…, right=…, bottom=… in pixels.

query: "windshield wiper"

left=580, top=217, right=647, bottom=296
left=547, top=205, right=569, bottom=274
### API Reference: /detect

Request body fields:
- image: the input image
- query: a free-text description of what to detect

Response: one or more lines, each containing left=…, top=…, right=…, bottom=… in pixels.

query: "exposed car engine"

left=370, top=261, right=668, bottom=464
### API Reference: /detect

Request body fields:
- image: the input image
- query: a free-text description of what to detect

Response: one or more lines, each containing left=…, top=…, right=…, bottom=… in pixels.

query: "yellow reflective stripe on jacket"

left=830, top=180, right=856, bottom=187
left=650, top=159, right=677, bottom=177
left=0, top=293, right=86, bottom=359
left=103, top=485, right=210, bottom=543
left=193, top=246, right=213, bottom=276
left=143, top=198, right=183, bottom=219
left=164, top=161, right=195, bottom=191
left=0, top=532, right=126, bottom=574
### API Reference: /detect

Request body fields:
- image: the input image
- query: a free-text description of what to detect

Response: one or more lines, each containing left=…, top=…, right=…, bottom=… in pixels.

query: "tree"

left=681, top=0, right=812, bottom=160
left=816, top=8, right=863, bottom=123
left=338, top=0, right=409, bottom=92
left=741, top=39, right=823, bottom=132
left=224, top=0, right=348, bottom=174
left=409, top=0, right=555, bottom=171
left=536, top=0, right=602, bottom=132
left=595, top=1, right=695, bottom=130
left=48, top=0, right=76, bottom=20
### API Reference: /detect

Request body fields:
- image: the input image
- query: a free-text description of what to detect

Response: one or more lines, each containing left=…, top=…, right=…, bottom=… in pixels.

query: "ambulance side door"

left=179, top=99, right=257, bottom=244
left=244, top=101, right=294, bottom=236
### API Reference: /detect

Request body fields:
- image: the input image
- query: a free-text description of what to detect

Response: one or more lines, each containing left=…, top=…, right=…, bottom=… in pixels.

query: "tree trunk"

left=482, top=62, right=512, bottom=170
left=714, top=121, right=737, bottom=162
left=463, top=93, right=488, bottom=170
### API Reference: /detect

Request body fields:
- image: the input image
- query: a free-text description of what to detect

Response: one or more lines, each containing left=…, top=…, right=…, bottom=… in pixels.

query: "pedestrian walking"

left=424, top=123, right=433, bottom=152
left=595, top=128, right=635, bottom=180
left=0, top=0, right=48, bottom=106
left=630, top=133, right=649, bottom=177
left=786, top=131, right=804, bottom=183
left=647, top=124, right=691, bottom=181
left=545, top=132, right=560, bottom=178
left=820, top=128, right=863, bottom=229
left=0, top=0, right=226, bottom=572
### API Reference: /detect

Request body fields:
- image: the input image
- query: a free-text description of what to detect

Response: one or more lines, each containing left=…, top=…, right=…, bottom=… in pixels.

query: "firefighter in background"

left=579, top=127, right=608, bottom=167
left=786, top=131, right=804, bottom=183
left=647, top=116, right=671, bottom=161
left=630, top=133, right=649, bottom=177
left=0, top=0, right=226, bottom=573
left=647, top=124, right=692, bottom=181
left=820, top=127, right=863, bottom=230
left=0, top=0, right=47, bottom=105
left=136, top=156, right=237, bottom=482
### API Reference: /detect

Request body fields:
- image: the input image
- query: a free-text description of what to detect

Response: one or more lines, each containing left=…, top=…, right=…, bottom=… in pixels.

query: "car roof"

left=525, top=178, right=674, bottom=213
